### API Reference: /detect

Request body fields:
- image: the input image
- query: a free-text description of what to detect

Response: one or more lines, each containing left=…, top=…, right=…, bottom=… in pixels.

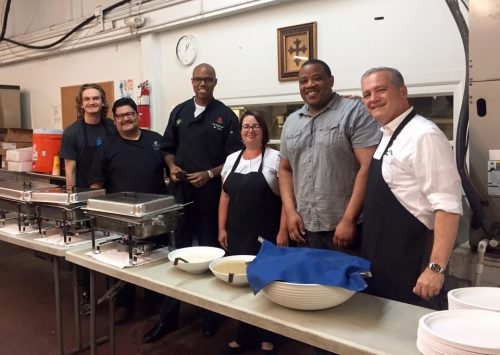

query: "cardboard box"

left=6, top=147, right=33, bottom=162
left=4, top=128, right=33, bottom=143
left=7, top=161, right=32, bottom=172
left=1, top=142, right=33, bottom=149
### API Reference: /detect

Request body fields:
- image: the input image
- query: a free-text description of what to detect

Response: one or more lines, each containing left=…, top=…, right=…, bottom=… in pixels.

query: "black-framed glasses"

left=114, top=111, right=136, bottom=120
left=191, top=76, right=216, bottom=85
left=242, top=124, right=261, bottom=131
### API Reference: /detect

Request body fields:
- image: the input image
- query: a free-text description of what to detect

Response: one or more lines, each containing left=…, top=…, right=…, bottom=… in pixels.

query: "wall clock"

left=176, top=35, right=198, bottom=66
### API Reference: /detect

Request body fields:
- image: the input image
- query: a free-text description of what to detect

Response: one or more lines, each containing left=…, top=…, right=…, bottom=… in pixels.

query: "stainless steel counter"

left=66, top=247, right=432, bottom=355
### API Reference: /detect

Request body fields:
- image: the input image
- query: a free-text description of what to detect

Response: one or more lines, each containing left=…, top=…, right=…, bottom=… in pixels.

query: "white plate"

left=417, top=336, right=447, bottom=355
left=419, top=310, right=500, bottom=353
left=261, top=281, right=355, bottom=311
left=418, top=328, right=483, bottom=355
left=209, top=255, right=255, bottom=286
left=448, top=287, right=500, bottom=312
left=167, top=246, right=225, bottom=273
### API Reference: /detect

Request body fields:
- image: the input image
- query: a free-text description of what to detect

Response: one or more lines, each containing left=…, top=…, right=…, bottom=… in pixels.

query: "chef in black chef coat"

left=360, top=67, right=463, bottom=308
left=90, top=97, right=177, bottom=325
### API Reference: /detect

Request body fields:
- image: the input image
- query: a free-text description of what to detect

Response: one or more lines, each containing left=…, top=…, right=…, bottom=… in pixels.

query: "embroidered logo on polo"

left=152, top=141, right=161, bottom=151
left=96, top=137, right=103, bottom=146
left=212, top=117, right=224, bottom=131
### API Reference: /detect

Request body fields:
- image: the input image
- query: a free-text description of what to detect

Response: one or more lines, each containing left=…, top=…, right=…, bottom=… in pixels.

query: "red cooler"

left=32, top=129, right=63, bottom=173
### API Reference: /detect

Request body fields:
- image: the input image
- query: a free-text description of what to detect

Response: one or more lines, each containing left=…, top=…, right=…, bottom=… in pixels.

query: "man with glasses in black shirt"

left=142, top=63, right=242, bottom=342
left=89, top=97, right=170, bottom=325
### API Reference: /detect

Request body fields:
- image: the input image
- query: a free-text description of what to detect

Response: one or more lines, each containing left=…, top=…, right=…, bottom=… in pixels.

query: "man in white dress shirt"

left=360, top=67, right=463, bottom=308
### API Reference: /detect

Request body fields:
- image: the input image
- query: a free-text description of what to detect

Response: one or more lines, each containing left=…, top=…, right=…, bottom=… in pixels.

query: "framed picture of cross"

left=277, top=22, right=317, bottom=82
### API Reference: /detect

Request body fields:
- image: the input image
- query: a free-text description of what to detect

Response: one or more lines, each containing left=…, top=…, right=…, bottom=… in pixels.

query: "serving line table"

left=0, top=228, right=108, bottom=355
left=66, top=247, right=432, bottom=355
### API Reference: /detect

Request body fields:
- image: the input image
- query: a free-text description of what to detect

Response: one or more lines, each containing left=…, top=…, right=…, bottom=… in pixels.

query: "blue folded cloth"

left=247, top=240, right=371, bottom=294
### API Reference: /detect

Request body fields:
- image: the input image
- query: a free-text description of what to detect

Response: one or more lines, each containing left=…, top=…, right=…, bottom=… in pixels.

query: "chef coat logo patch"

left=96, top=137, right=103, bottom=146
left=212, top=117, right=224, bottom=131
left=176, top=118, right=182, bottom=127
left=152, top=141, right=161, bottom=151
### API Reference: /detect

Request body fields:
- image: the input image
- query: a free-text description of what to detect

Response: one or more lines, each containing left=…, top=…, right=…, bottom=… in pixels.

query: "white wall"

left=0, top=0, right=467, bottom=134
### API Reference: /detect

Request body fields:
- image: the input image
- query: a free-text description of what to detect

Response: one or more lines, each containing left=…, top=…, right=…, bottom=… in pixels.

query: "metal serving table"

left=66, top=246, right=432, bottom=355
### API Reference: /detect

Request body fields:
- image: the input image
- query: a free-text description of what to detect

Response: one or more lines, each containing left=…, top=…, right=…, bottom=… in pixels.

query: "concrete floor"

left=0, top=242, right=314, bottom=355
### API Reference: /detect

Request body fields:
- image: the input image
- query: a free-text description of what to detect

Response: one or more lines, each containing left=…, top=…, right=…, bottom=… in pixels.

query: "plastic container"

left=32, top=129, right=63, bottom=173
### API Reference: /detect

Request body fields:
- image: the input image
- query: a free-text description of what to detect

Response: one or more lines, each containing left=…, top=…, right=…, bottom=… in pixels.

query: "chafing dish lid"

left=0, top=180, right=59, bottom=201
left=85, top=192, right=177, bottom=217
left=29, top=187, right=106, bottom=205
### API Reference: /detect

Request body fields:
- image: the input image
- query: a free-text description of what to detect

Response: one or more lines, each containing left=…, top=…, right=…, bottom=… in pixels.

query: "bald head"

left=193, top=63, right=216, bottom=78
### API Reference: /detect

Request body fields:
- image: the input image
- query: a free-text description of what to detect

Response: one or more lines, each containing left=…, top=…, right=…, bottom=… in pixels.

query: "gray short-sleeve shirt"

left=280, top=93, right=381, bottom=232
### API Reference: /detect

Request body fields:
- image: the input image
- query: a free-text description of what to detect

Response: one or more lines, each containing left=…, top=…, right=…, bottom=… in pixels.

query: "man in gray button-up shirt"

left=280, top=59, right=381, bottom=251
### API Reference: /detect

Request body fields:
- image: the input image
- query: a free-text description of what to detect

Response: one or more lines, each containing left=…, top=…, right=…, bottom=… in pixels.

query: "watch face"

left=429, top=262, right=444, bottom=273
left=176, top=35, right=198, bottom=66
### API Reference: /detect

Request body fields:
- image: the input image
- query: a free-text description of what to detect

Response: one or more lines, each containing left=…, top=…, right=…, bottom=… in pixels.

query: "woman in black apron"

left=219, top=111, right=287, bottom=354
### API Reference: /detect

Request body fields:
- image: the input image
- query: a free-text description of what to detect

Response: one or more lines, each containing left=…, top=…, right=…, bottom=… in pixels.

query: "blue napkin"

left=247, top=240, right=371, bottom=294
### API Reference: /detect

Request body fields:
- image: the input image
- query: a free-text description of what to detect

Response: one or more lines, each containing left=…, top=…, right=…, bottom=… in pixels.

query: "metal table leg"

left=90, top=269, right=96, bottom=355
left=72, top=265, right=82, bottom=348
left=52, top=256, right=64, bottom=355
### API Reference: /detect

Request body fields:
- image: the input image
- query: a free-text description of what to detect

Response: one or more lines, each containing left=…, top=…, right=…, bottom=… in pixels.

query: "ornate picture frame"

left=277, top=22, right=317, bottom=82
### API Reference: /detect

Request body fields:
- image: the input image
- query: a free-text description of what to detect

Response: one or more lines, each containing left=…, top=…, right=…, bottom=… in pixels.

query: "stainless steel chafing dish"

left=28, top=187, right=106, bottom=242
left=84, top=192, right=182, bottom=238
left=0, top=180, right=58, bottom=230
left=84, top=192, right=183, bottom=265
left=29, top=187, right=106, bottom=223
left=0, top=180, right=57, bottom=202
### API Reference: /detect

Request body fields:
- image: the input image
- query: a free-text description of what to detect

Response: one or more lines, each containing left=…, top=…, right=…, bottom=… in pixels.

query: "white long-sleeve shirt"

left=373, top=107, right=463, bottom=229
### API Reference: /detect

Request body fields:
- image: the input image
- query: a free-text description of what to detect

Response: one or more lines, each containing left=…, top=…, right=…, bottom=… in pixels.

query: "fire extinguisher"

left=137, top=80, right=150, bottom=129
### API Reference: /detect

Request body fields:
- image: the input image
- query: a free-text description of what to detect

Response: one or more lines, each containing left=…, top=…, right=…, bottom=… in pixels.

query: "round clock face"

left=176, top=35, right=198, bottom=66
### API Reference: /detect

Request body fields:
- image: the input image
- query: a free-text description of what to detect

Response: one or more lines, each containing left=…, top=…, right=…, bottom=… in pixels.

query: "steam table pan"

left=29, top=187, right=106, bottom=205
left=85, top=192, right=177, bottom=217
left=0, top=180, right=58, bottom=201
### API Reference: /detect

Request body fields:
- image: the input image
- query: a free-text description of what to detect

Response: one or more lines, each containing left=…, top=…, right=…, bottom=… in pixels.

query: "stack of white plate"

left=448, top=287, right=500, bottom=312
left=417, top=309, right=500, bottom=355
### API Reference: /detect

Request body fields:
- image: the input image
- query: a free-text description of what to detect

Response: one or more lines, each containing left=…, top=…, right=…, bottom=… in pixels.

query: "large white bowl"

left=261, top=281, right=355, bottom=311
left=209, top=255, right=255, bottom=286
left=168, top=246, right=225, bottom=273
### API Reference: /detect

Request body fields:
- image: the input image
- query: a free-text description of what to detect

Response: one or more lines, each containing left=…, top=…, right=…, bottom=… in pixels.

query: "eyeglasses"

left=242, top=124, right=261, bottom=131
left=191, top=77, right=216, bottom=85
left=114, top=111, right=136, bottom=120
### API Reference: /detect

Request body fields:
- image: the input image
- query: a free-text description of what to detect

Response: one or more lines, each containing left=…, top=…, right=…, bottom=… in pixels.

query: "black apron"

left=362, top=109, right=434, bottom=306
left=223, top=149, right=282, bottom=256
left=77, top=119, right=110, bottom=188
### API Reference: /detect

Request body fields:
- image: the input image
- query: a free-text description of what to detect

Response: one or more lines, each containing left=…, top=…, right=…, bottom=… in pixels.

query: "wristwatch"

left=206, top=169, right=214, bottom=179
left=428, top=262, right=446, bottom=274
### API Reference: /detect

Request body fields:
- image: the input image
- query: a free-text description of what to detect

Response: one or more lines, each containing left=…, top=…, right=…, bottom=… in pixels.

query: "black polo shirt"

left=90, top=130, right=167, bottom=194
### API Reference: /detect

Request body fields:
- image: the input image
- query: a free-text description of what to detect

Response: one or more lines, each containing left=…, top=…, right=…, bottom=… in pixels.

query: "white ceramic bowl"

left=209, top=255, right=255, bottom=286
left=261, top=281, right=355, bottom=311
left=168, top=246, right=225, bottom=273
